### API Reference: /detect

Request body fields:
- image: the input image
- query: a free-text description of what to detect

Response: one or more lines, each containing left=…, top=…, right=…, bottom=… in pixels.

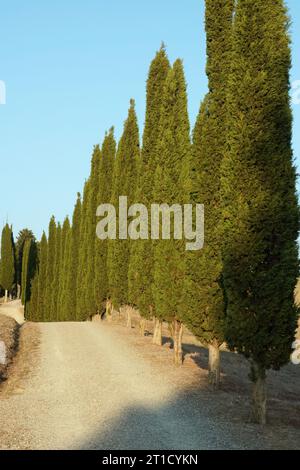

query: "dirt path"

left=0, top=300, right=25, bottom=325
left=0, top=309, right=299, bottom=450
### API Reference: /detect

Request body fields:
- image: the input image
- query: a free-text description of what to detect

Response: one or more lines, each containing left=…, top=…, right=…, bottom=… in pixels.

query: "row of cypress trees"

left=23, top=0, right=299, bottom=425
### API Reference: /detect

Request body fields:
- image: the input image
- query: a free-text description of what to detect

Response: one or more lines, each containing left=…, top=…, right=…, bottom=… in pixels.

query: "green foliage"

left=128, top=45, right=171, bottom=318
left=0, top=224, right=15, bottom=293
left=94, top=129, right=116, bottom=311
left=84, top=146, right=102, bottom=317
left=65, top=194, right=81, bottom=321
left=21, top=238, right=38, bottom=307
left=152, top=60, right=191, bottom=324
left=36, top=233, right=48, bottom=321
left=58, top=217, right=71, bottom=321
left=221, top=0, right=299, bottom=371
left=15, top=228, right=35, bottom=289
left=44, top=217, right=57, bottom=321
left=108, top=100, right=140, bottom=309
left=184, top=0, right=234, bottom=346
left=77, top=181, right=91, bottom=320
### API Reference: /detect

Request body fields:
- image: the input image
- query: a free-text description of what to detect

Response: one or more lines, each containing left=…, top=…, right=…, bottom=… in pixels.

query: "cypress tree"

left=21, top=238, right=37, bottom=307
left=184, top=0, right=233, bottom=387
left=57, top=217, right=71, bottom=320
left=221, top=0, right=299, bottom=424
left=65, top=194, right=81, bottom=321
left=128, top=45, right=171, bottom=337
left=44, top=217, right=57, bottom=321
left=21, top=239, right=31, bottom=306
left=108, top=99, right=140, bottom=321
left=0, top=224, right=15, bottom=302
left=77, top=180, right=91, bottom=321
left=152, top=60, right=191, bottom=366
left=36, top=232, right=48, bottom=321
left=94, top=128, right=116, bottom=318
left=84, top=145, right=102, bottom=317
left=16, top=228, right=34, bottom=299
left=51, top=222, right=61, bottom=321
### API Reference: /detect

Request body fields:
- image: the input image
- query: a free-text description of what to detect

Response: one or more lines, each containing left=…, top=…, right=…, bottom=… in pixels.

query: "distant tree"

left=152, top=60, right=191, bottom=366
left=221, top=0, right=299, bottom=424
left=36, top=232, right=48, bottom=321
left=15, top=228, right=35, bottom=299
left=65, top=194, right=81, bottom=321
left=44, top=217, right=57, bottom=321
left=107, top=100, right=140, bottom=323
left=0, top=224, right=15, bottom=302
left=51, top=222, right=62, bottom=321
left=77, top=181, right=91, bottom=321
left=84, top=145, right=102, bottom=318
left=58, top=217, right=71, bottom=321
left=94, top=129, right=116, bottom=318
left=128, top=45, right=171, bottom=337
left=21, top=238, right=38, bottom=307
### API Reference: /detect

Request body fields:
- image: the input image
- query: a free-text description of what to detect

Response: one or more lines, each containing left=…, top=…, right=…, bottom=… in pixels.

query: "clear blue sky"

left=0, top=0, right=299, bottom=240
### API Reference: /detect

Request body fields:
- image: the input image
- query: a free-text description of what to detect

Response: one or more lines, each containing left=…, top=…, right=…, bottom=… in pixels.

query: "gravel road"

left=0, top=300, right=25, bottom=324
left=0, top=302, right=298, bottom=450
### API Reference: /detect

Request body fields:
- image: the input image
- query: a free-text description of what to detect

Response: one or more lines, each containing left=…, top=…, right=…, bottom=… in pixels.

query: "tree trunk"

left=152, top=318, right=162, bottom=346
left=4, top=290, right=8, bottom=303
left=208, top=342, right=221, bottom=389
left=126, top=307, right=132, bottom=329
left=17, top=284, right=21, bottom=300
left=251, top=362, right=267, bottom=425
left=173, top=319, right=183, bottom=366
left=139, top=318, right=146, bottom=337
left=106, top=299, right=113, bottom=322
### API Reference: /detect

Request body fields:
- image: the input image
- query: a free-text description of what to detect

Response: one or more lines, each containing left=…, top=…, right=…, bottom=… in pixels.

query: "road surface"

left=0, top=301, right=293, bottom=450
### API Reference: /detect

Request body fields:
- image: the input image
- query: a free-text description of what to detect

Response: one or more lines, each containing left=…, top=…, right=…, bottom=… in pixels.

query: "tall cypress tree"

left=221, top=0, right=299, bottom=424
left=21, top=238, right=37, bottom=307
left=84, top=145, right=102, bottom=317
left=21, top=239, right=31, bottom=306
left=51, top=222, right=61, bottom=321
left=152, top=60, right=191, bottom=366
left=77, top=180, right=91, bottom=321
left=44, top=217, right=57, bottom=321
left=57, top=217, right=71, bottom=320
left=128, top=45, right=171, bottom=336
left=94, top=128, right=116, bottom=317
left=37, top=232, right=48, bottom=322
left=108, top=100, right=140, bottom=318
left=0, top=224, right=15, bottom=302
left=16, top=228, right=34, bottom=299
left=184, top=0, right=233, bottom=387
left=65, top=194, right=81, bottom=321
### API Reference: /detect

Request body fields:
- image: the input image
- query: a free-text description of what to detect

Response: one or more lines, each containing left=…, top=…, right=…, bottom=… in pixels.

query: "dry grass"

left=0, top=314, right=19, bottom=383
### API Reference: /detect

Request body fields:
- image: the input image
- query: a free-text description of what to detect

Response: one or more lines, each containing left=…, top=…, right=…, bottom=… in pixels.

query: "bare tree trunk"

left=152, top=318, right=162, bottom=346
left=173, top=319, right=183, bottom=366
left=126, top=307, right=132, bottom=329
left=152, top=317, right=158, bottom=344
left=106, top=299, right=113, bottom=322
left=251, top=362, right=267, bottom=425
left=4, top=290, right=8, bottom=303
left=156, top=320, right=163, bottom=346
left=17, top=284, right=21, bottom=300
left=139, top=318, right=146, bottom=337
left=208, top=342, right=221, bottom=389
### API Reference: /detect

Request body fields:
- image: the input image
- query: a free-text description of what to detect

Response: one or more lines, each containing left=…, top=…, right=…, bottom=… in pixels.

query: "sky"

left=0, top=0, right=299, bottom=240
